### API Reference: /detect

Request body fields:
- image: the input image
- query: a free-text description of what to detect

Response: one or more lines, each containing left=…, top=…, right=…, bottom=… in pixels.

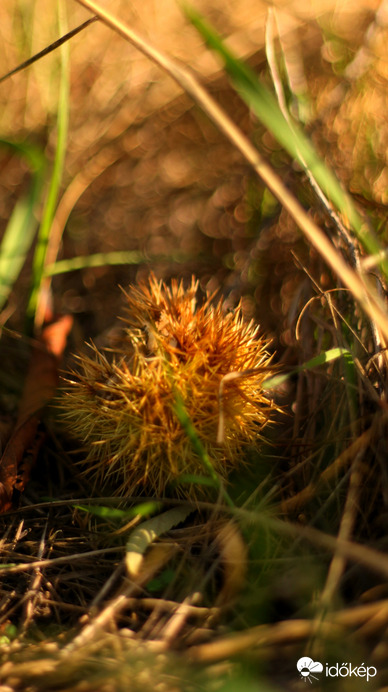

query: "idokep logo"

left=296, top=657, right=377, bottom=684
left=296, top=657, right=323, bottom=683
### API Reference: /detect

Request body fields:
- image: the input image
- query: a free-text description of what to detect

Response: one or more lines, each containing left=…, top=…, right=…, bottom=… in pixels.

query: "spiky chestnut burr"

left=60, top=274, right=278, bottom=499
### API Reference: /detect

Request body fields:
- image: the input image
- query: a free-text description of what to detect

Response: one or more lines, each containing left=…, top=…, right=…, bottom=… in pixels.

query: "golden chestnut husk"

left=60, top=274, right=279, bottom=499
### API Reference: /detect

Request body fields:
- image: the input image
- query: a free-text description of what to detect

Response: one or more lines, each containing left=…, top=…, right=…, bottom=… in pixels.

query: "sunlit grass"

left=26, top=1, right=70, bottom=329
left=0, top=139, right=45, bottom=312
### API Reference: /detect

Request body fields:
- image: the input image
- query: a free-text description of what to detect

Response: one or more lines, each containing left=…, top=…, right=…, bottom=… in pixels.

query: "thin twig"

left=0, top=17, right=98, bottom=85
left=0, top=546, right=122, bottom=575
left=157, top=592, right=202, bottom=645
left=20, top=522, right=48, bottom=633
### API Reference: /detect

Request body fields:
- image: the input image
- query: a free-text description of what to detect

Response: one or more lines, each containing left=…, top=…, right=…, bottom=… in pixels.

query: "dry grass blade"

left=213, top=521, right=247, bottom=606
left=156, top=592, right=202, bottom=645
left=319, top=451, right=364, bottom=606
left=188, top=598, right=388, bottom=663
left=0, top=546, right=121, bottom=575
left=20, top=522, right=48, bottom=634
left=0, top=17, right=98, bottom=85
left=72, top=0, right=388, bottom=345
left=265, top=517, right=388, bottom=582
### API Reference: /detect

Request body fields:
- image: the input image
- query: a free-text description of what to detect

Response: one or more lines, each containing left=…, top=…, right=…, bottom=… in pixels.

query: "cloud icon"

left=297, top=657, right=323, bottom=677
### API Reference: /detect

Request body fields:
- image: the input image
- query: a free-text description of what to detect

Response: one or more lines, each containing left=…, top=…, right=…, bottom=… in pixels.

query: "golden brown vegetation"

left=0, top=1, right=388, bottom=691
left=61, top=274, right=277, bottom=498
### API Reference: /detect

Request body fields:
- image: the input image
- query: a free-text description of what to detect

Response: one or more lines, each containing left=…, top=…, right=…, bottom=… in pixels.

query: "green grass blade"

left=263, top=347, right=352, bottom=389
left=0, top=140, right=45, bottom=311
left=174, top=473, right=221, bottom=487
left=173, top=392, right=234, bottom=507
left=44, top=250, right=147, bottom=276
left=73, top=501, right=163, bottom=521
left=27, top=1, right=70, bottom=323
left=43, top=249, right=196, bottom=276
left=184, top=5, right=387, bottom=273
